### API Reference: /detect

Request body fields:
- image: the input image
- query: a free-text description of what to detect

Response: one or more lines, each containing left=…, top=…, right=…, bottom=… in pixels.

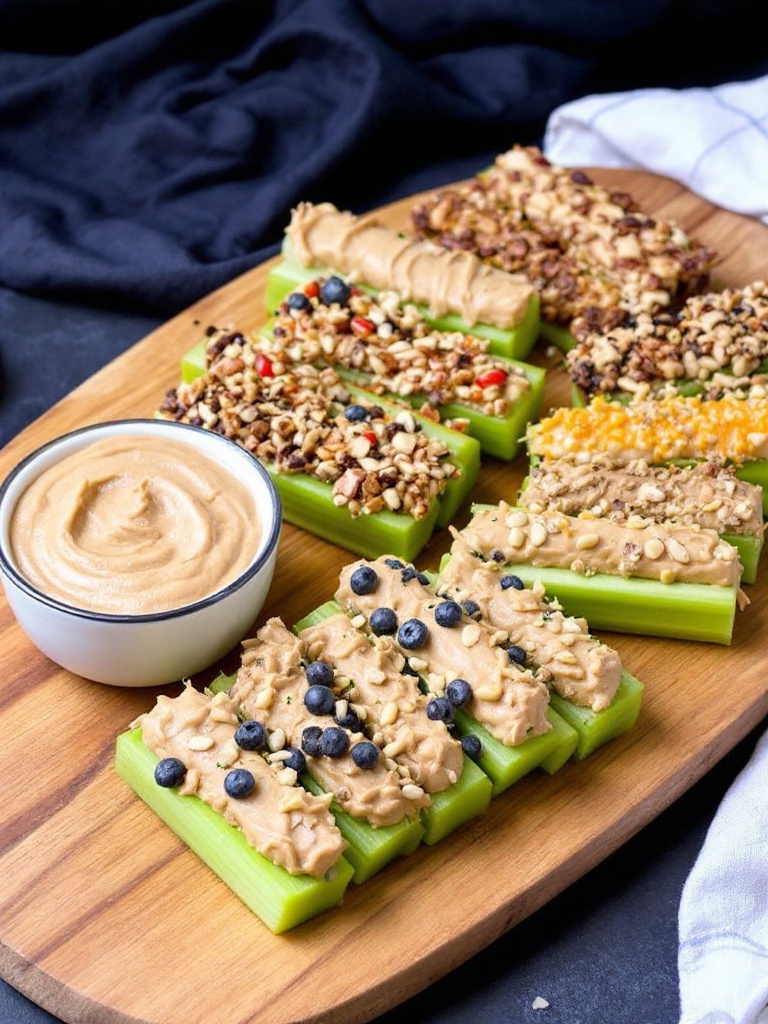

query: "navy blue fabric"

left=1, top=0, right=767, bottom=318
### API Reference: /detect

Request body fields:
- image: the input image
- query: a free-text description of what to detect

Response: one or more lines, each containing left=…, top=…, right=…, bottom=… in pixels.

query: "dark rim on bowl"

left=0, top=419, right=283, bottom=624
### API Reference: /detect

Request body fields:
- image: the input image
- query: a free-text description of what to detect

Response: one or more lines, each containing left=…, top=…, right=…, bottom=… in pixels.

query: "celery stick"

left=538, top=320, right=576, bottom=352
left=549, top=670, right=644, bottom=761
left=265, top=458, right=439, bottom=562
left=334, top=361, right=545, bottom=463
left=302, top=774, right=424, bottom=884
left=519, top=467, right=763, bottom=586
left=265, top=251, right=541, bottom=361
left=259, top=311, right=545, bottom=462
left=420, top=755, right=492, bottom=845
left=293, top=600, right=494, bottom=843
left=178, top=342, right=480, bottom=539
left=208, top=671, right=425, bottom=885
left=453, top=707, right=578, bottom=797
left=115, top=729, right=353, bottom=933
left=488, top=563, right=736, bottom=644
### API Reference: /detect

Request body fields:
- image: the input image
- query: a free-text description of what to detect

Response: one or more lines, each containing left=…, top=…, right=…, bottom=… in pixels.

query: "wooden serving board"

left=1, top=170, right=767, bottom=1024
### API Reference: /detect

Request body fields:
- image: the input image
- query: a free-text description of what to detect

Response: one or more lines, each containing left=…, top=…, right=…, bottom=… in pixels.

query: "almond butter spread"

left=285, top=201, right=535, bottom=329
left=460, top=502, right=742, bottom=588
left=440, top=534, right=622, bottom=712
left=299, top=612, right=464, bottom=794
left=335, top=557, right=551, bottom=748
left=521, top=455, right=764, bottom=540
left=135, top=683, right=345, bottom=878
left=229, top=617, right=428, bottom=827
left=9, top=434, right=260, bottom=615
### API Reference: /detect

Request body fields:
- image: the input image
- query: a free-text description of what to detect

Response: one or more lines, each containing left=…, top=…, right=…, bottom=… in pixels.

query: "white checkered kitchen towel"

left=544, top=75, right=768, bottom=1024
left=543, top=73, right=768, bottom=225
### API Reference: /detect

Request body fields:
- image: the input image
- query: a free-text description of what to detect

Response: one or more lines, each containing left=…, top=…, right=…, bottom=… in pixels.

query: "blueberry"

left=490, top=548, right=506, bottom=563
left=351, top=740, right=379, bottom=769
left=304, top=683, right=335, bottom=716
left=334, top=706, right=364, bottom=732
left=305, top=661, right=334, bottom=687
left=416, top=572, right=430, bottom=585
left=434, top=600, right=463, bottom=627
left=462, top=599, right=481, bottom=619
left=461, top=734, right=483, bottom=760
left=350, top=565, right=378, bottom=595
left=397, top=617, right=429, bottom=650
left=287, top=291, right=312, bottom=312
left=301, top=725, right=323, bottom=757
left=154, top=757, right=187, bottom=788
left=400, top=566, right=418, bottom=583
left=370, top=606, right=397, bottom=635
left=343, top=403, right=369, bottom=422
left=283, top=747, right=306, bottom=774
left=500, top=574, right=524, bottom=591
left=384, top=558, right=404, bottom=570
left=508, top=644, right=527, bottom=666
left=320, top=726, right=350, bottom=758
left=446, top=678, right=472, bottom=706
left=224, top=768, right=255, bottom=799
left=234, top=719, right=267, bottom=751
left=426, top=696, right=455, bottom=725
left=320, top=276, right=351, bottom=306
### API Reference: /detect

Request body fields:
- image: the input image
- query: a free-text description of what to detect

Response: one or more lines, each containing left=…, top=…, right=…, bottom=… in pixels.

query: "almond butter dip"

left=460, top=502, right=742, bottom=588
left=286, top=201, right=535, bottom=329
left=336, top=557, right=551, bottom=748
left=229, top=617, right=427, bottom=827
left=10, top=434, right=260, bottom=615
left=440, top=534, right=621, bottom=712
left=521, top=455, right=764, bottom=539
left=299, top=612, right=464, bottom=794
left=135, top=683, right=345, bottom=878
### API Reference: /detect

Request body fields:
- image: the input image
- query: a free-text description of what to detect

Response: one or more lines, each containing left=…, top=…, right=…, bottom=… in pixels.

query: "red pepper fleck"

left=351, top=316, right=374, bottom=337
left=476, top=368, right=507, bottom=388
left=256, top=352, right=274, bottom=377
left=362, top=430, right=377, bottom=444
left=304, top=281, right=320, bottom=298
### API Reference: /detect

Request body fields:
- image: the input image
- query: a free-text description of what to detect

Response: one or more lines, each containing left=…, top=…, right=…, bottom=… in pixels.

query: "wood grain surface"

left=1, top=170, right=767, bottom=1024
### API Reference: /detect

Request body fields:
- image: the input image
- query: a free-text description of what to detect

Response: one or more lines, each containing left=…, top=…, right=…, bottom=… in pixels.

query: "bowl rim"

left=0, top=418, right=283, bottom=624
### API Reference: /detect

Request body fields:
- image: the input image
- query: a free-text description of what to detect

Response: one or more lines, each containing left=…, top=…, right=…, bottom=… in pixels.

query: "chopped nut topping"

left=157, top=328, right=459, bottom=520
left=567, top=280, right=768, bottom=399
left=411, top=144, right=715, bottom=336
left=268, top=277, right=530, bottom=417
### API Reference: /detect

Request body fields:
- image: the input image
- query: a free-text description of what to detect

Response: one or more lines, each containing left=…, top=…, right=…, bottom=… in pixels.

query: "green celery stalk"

left=549, top=671, right=644, bottom=761
left=518, top=468, right=763, bottom=586
left=466, top=503, right=739, bottom=644
left=538, top=320, right=576, bottom=353
left=301, top=774, right=424, bottom=884
left=293, top=600, right=494, bottom=841
left=208, top=672, right=425, bottom=885
left=115, top=728, right=354, bottom=933
left=484, top=562, right=736, bottom=645
left=178, top=341, right=480, bottom=537
left=453, top=707, right=578, bottom=797
left=432, top=555, right=645, bottom=759
left=265, top=246, right=541, bottom=362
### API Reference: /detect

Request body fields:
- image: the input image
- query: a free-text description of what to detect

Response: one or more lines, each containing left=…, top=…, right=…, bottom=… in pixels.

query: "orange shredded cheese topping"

left=527, top=394, right=768, bottom=465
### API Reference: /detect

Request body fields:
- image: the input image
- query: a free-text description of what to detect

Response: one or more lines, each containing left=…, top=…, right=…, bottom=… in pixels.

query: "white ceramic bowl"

left=0, top=419, right=282, bottom=686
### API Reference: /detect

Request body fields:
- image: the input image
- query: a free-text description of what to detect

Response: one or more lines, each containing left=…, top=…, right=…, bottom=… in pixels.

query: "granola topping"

left=267, top=275, right=531, bottom=416
left=567, top=280, right=768, bottom=400
left=157, top=328, right=458, bottom=520
left=411, top=144, right=716, bottom=336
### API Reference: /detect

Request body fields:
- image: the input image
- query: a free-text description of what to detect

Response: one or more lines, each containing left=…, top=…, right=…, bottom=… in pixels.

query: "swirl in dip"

left=9, top=434, right=260, bottom=615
